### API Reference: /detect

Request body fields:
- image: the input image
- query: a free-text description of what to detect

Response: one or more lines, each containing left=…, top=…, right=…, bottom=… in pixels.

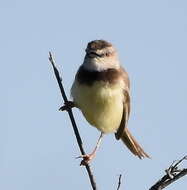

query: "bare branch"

left=48, top=52, right=187, bottom=190
left=48, top=52, right=97, bottom=190
left=149, top=156, right=187, bottom=190
left=117, top=174, right=122, bottom=190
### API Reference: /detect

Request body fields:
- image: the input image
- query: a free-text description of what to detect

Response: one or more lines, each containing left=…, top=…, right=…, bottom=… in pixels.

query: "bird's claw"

left=59, top=101, right=75, bottom=111
left=76, top=153, right=96, bottom=166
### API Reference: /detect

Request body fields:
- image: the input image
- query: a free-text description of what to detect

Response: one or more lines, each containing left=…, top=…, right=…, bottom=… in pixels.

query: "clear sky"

left=1, top=0, right=187, bottom=189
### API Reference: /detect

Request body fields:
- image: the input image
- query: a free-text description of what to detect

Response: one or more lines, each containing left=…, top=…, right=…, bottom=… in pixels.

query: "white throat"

left=83, top=57, right=120, bottom=72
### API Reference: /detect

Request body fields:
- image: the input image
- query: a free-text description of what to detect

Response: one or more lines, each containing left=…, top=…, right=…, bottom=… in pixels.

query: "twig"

left=48, top=52, right=97, bottom=190
left=149, top=156, right=187, bottom=190
left=117, top=174, right=122, bottom=190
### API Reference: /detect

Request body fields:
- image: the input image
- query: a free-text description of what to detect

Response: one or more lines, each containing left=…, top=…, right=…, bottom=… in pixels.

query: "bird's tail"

left=121, top=128, right=150, bottom=159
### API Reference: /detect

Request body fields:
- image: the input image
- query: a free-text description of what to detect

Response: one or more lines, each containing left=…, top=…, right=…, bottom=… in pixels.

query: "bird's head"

left=83, top=40, right=120, bottom=71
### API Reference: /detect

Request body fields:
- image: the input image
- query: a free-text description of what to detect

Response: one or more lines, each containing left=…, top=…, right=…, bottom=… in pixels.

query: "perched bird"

left=68, top=40, right=149, bottom=164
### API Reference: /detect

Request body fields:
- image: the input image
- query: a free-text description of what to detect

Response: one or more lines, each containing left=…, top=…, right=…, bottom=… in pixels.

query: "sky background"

left=1, top=0, right=187, bottom=189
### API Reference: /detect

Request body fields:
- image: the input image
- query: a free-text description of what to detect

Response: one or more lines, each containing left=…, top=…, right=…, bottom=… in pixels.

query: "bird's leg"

left=77, top=132, right=104, bottom=166
left=59, top=101, right=75, bottom=111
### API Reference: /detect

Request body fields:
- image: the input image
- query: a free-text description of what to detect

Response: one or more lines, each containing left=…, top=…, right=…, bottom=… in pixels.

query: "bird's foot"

left=76, top=152, right=96, bottom=166
left=59, top=101, right=75, bottom=111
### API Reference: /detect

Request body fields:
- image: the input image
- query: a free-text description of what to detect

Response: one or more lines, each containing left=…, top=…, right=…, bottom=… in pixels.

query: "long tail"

left=121, top=128, right=150, bottom=159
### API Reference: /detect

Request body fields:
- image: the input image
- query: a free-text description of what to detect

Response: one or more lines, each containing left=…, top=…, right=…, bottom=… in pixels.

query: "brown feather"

left=121, top=128, right=150, bottom=159
left=115, top=68, right=150, bottom=159
left=115, top=67, right=130, bottom=139
left=115, top=90, right=130, bottom=140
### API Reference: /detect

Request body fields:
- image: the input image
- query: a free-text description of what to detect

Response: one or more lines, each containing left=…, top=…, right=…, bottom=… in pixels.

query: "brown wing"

left=115, top=90, right=130, bottom=140
left=115, top=67, right=130, bottom=140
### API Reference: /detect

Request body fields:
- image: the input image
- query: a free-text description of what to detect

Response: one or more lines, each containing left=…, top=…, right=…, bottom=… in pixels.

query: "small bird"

left=68, top=40, right=149, bottom=164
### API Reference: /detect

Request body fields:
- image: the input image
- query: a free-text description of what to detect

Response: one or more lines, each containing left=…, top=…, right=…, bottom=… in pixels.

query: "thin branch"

left=149, top=156, right=187, bottom=190
left=117, top=174, right=122, bottom=190
left=48, top=52, right=97, bottom=190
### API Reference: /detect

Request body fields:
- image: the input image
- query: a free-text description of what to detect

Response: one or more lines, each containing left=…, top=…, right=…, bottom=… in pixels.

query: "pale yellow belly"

left=71, top=81, right=124, bottom=133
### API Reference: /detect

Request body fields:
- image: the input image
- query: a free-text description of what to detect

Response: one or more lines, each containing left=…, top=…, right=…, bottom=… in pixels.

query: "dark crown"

left=87, top=40, right=112, bottom=51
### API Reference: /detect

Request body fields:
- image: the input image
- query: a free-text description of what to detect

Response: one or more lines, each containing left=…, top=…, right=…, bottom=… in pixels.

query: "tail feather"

left=121, top=128, right=150, bottom=159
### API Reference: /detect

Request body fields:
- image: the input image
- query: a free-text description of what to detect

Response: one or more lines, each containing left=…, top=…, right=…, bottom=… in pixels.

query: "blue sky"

left=1, top=0, right=187, bottom=189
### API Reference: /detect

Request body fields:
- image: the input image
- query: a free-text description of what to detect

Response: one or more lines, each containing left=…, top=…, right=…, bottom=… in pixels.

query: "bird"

left=63, top=40, right=149, bottom=165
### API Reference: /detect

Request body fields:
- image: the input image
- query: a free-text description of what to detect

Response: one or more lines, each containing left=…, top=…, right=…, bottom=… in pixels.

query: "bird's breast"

left=71, top=80, right=124, bottom=133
